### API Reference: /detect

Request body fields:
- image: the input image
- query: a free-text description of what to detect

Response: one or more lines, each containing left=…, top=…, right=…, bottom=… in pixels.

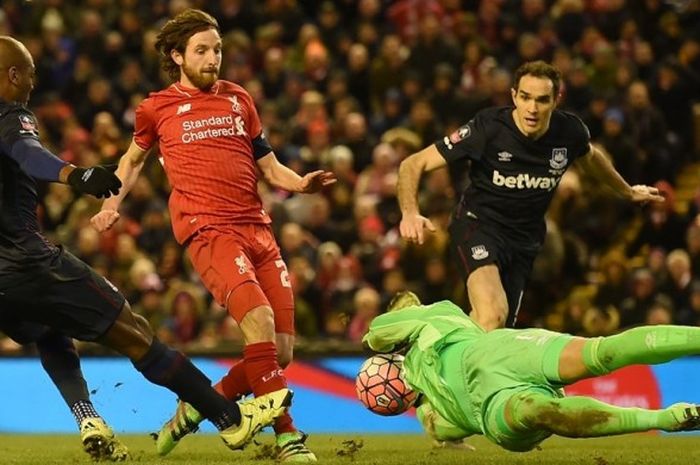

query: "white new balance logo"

left=176, top=103, right=191, bottom=115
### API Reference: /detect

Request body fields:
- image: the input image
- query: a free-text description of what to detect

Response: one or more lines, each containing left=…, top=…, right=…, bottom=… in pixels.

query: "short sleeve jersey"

left=435, top=107, right=590, bottom=245
left=134, top=80, right=271, bottom=244
left=0, top=102, right=58, bottom=268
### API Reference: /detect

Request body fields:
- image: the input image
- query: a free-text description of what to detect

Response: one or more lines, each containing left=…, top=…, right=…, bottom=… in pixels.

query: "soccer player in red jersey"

left=90, top=9, right=335, bottom=462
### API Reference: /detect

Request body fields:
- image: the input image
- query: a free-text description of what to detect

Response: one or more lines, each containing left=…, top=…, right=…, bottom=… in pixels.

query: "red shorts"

left=187, top=224, right=294, bottom=335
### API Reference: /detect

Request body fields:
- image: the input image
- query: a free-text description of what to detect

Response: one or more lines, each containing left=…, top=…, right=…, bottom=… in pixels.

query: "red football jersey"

left=134, top=80, right=271, bottom=243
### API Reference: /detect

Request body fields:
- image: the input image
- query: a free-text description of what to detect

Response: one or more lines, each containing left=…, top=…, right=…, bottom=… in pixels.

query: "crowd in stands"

left=1, top=0, right=700, bottom=353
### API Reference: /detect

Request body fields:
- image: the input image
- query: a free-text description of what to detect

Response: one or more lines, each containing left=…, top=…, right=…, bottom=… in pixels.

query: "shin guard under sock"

left=583, top=325, right=700, bottom=375
left=37, top=332, right=89, bottom=407
left=243, top=342, right=287, bottom=395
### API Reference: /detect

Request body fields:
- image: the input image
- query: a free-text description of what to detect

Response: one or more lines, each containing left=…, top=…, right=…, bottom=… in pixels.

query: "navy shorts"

left=448, top=215, right=538, bottom=326
left=0, top=315, right=49, bottom=344
left=0, top=248, right=125, bottom=342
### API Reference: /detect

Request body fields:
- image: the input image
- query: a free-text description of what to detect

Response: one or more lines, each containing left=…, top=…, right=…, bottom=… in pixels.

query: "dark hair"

left=513, top=60, right=562, bottom=98
left=155, top=9, right=219, bottom=81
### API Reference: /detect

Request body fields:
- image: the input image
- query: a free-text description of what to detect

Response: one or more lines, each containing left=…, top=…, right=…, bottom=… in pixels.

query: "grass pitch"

left=0, top=433, right=698, bottom=464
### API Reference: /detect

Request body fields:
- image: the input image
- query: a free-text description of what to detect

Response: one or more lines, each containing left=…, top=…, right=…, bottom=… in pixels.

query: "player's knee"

left=511, top=393, right=559, bottom=430
left=100, top=303, right=154, bottom=359
left=133, top=312, right=154, bottom=339
left=121, top=301, right=154, bottom=339
left=473, top=308, right=507, bottom=331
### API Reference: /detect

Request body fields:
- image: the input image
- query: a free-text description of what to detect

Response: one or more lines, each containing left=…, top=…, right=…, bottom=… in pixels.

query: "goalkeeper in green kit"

left=363, top=292, right=700, bottom=452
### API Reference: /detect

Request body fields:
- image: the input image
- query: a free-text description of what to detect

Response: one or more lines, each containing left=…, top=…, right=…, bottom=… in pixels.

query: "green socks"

left=583, top=325, right=700, bottom=376
left=510, top=392, right=680, bottom=437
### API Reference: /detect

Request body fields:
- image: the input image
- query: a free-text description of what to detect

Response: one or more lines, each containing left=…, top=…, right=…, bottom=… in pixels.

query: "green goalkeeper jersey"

left=363, top=300, right=485, bottom=435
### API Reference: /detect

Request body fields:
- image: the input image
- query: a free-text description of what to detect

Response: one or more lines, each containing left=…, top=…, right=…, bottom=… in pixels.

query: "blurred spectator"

left=340, top=112, right=375, bottom=172
left=287, top=255, right=321, bottom=338
left=351, top=214, right=385, bottom=288
left=137, top=202, right=171, bottom=257
left=429, top=62, right=471, bottom=127
left=279, top=222, right=317, bottom=264
left=289, top=90, right=328, bottom=146
left=625, top=80, right=671, bottom=183
left=619, top=268, right=662, bottom=329
left=677, top=281, right=700, bottom=326
left=346, top=43, right=371, bottom=112
left=355, top=142, right=397, bottom=200
left=662, top=249, right=693, bottom=313
left=370, top=34, right=408, bottom=112
left=347, top=286, right=381, bottom=343
left=161, top=285, right=205, bottom=346
left=652, top=60, right=694, bottom=154
left=687, top=221, right=700, bottom=276
left=404, top=98, right=441, bottom=147
left=597, top=107, right=641, bottom=185
left=645, top=295, right=675, bottom=326
left=326, top=256, right=364, bottom=319
left=419, top=257, right=453, bottom=305
left=627, top=182, right=688, bottom=256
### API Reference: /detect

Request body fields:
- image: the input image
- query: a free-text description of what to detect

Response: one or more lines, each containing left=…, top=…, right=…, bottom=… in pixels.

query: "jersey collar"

left=173, top=81, right=221, bottom=97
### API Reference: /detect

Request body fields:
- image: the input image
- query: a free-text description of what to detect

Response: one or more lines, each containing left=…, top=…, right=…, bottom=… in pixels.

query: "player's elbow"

left=258, top=158, right=280, bottom=186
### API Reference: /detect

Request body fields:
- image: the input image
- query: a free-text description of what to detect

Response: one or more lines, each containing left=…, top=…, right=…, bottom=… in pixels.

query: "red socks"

left=214, top=342, right=296, bottom=434
left=215, top=360, right=247, bottom=399
left=244, top=341, right=287, bottom=394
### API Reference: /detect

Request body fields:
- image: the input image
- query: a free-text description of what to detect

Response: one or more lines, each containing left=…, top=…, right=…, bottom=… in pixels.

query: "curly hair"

left=154, top=9, right=219, bottom=81
left=513, top=60, right=562, bottom=98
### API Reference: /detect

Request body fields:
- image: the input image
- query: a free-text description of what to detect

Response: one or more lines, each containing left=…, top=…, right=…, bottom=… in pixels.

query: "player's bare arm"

left=397, top=144, right=446, bottom=245
left=90, top=140, right=150, bottom=232
left=256, top=151, right=336, bottom=193
left=576, top=143, right=665, bottom=204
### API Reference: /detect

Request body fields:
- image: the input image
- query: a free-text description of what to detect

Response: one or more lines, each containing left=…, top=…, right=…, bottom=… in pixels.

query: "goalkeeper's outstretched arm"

left=362, top=305, right=430, bottom=353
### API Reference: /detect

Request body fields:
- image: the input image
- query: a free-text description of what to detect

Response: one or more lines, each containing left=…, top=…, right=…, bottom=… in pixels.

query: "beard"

left=182, top=62, right=219, bottom=90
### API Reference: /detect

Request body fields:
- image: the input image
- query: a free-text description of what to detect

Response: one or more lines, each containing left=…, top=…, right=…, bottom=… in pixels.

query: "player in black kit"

left=398, top=61, right=664, bottom=331
left=0, top=36, right=290, bottom=457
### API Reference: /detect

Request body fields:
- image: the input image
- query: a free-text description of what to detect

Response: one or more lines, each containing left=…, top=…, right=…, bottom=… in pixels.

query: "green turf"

left=0, top=433, right=698, bottom=464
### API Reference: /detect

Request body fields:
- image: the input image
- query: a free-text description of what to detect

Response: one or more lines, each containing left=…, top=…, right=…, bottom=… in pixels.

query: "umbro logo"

left=176, top=103, right=192, bottom=115
left=497, top=151, right=513, bottom=162
left=471, top=245, right=489, bottom=260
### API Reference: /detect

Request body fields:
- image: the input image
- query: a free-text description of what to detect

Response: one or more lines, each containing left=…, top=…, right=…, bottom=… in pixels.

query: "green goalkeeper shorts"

left=443, top=328, right=573, bottom=450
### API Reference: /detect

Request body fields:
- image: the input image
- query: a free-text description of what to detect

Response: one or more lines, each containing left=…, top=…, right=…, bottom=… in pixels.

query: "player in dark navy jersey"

left=0, top=35, right=130, bottom=460
left=0, top=35, right=290, bottom=457
left=398, top=61, right=664, bottom=331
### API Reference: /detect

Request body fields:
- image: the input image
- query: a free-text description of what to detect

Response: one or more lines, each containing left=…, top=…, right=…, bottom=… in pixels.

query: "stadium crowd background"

left=1, top=0, right=699, bottom=354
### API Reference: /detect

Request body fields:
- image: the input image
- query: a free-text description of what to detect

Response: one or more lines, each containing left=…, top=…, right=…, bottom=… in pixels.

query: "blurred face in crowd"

left=627, top=81, right=650, bottom=110
left=173, top=28, right=222, bottom=90
left=511, top=74, right=557, bottom=139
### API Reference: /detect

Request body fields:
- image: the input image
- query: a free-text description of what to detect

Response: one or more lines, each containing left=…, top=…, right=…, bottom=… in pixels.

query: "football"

left=355, top=353, right=417, bottom=416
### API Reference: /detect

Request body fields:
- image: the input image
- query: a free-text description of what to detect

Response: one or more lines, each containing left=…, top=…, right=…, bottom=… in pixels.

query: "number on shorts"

left=275, top=259, right=291, bottom=288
